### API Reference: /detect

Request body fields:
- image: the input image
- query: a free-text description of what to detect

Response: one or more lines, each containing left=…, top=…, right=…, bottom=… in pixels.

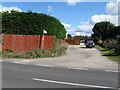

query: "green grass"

left=95, top=45, right=120, bottom=62
left=1, top=44, right=68, bottom=59
left=107, top=56, right=120, bottom=62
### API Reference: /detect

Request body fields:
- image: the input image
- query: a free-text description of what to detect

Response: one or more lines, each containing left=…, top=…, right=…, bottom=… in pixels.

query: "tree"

left=73, top=35, right=90, bottom=40
left=67, top=34, right=72, bottom=40
left=110, top=26, right=120, bottom=39
left=92, top=21, right=116, bottom=41
left=2, top=11, right=66, bottom=39
left=112, top=26, right=120, bottom=44
left=116, top=35, right=120, bottom=42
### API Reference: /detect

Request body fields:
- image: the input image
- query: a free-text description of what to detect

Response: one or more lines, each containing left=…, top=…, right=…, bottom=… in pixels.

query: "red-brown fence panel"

left=73, top=39, right=80, bottom=45
left=3, top=34, right=11, bottom=51
left=65, top=39, right=74, bottom=44
left=0, top=34, right=3, bottom=51
left=43, top=36, right=54, bottom=49
left=2, top=34, right=54, bottom=53
left=61, top=39, right=67, bottom=44
left=27, top=35, right=40, bottom=51
left=62, top=39, right=80, bottom=45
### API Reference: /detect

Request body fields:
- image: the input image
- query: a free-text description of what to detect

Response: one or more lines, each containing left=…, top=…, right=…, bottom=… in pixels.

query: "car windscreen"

left=87, top=40, right=94, bottom=43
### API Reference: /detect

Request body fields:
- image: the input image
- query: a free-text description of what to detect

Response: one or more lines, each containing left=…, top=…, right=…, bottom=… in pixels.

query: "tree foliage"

left=73, top=35, right=90, bottom=40
left=92, top=21, right=116, bottom=41
left=116, top=35, right=120, bottom=43
left=67, top=34, right=72, bottom=40
left=2, top=11, right=66, bottom=39
left=110, top=26, right=120, bottom=39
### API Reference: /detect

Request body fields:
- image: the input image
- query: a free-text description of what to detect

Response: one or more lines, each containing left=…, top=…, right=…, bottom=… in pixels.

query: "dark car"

left=86, top=40, right=95, bottom=48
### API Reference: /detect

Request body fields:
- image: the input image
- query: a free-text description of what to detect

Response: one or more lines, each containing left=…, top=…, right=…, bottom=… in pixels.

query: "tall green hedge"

left=2, top=11, right=66, bottom=39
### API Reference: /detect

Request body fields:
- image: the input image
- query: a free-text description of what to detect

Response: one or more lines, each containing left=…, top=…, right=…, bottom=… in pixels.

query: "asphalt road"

left=2, top=62, right=118, bottom=89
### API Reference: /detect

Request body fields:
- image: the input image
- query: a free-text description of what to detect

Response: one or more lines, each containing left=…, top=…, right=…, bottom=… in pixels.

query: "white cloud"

left=66, top=1, right=119, bottom=36
left=62, top=23, right=72, bottom=28
left=74, top=21, right=93, bottom=36
left=78, top=24, right=94, bottom=33
left=0, top=5, right=22, bottom=12
left=62, top=23, right=73, bottom=37
left=75, top=32, right=81, bottom=36
left=76, top=14, right=118, bottom=36
left=48, top=5, right=52, bottom=12
left=89, top=14, right=118, bottom=25
left=66, top=26, right=92, bottom=37
left=74, top=31, right=91, bottom=36
left=76, top=32, right=91, bottom=36
left=74, top=0, right=119, bottom=36
left=75, top=32, right=91, bottom=36
left=106, top=1, right=118, bottom=15
left=66, top=28, right=77, bottom=37
left=66, top=0, right=116, bottom=6
left=66, top=0, right=81, bottom=6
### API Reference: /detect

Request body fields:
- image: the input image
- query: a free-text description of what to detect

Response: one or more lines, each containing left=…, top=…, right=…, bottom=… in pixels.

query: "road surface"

left=2, top=62, right=118, bottom=89
left=2, top=44, right=118, bottom=71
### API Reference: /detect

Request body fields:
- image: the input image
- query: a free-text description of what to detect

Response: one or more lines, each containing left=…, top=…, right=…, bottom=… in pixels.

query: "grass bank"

left=95, top=45, right=120, bottom=62
left=0, top=38, right=68, bottom=59
left=1, top=44, right=68, bottom=59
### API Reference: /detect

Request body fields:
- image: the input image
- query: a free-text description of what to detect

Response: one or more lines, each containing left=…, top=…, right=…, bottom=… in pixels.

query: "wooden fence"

left=0, top=34, right=3, bottom=52
left=62, top=39, right=80, bottom=45
left=1, top=34, right=54, bottom=53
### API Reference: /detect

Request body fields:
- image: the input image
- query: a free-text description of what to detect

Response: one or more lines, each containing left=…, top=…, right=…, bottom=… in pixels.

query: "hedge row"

left=2, top=11, right=66, bottom=39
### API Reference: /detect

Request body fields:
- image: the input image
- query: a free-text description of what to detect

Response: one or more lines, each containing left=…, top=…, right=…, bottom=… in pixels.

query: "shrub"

left=116, top=35, right=120, bottom=43
left=2, top=11, right=66, bottom=39
left=1, top=46, right=68, bottom=59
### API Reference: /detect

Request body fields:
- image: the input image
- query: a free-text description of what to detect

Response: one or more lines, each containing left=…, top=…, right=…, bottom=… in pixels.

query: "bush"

left=1, top=46, right=68, bottom=59
left=54, top=37, right=68, bottom=49
left=116, top=35, right=120, bottom=43
left=2, top=11, right=66, bottom=39
left=54, top=37, right=61, bottom=49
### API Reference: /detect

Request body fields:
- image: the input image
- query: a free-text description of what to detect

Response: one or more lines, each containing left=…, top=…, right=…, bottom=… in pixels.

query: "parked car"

left=86, top=40, right=95, bottom=48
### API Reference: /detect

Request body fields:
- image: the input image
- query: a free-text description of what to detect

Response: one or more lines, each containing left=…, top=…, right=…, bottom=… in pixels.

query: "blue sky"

left=1, top=1, right=118, bottom=36
left=2, top=2, right=107, bottom=26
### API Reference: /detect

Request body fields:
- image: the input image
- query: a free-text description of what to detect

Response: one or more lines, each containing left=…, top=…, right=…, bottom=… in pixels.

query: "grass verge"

left=95, top=45, right=120, bottom=62
left=0, top=44, right=68, bottom=59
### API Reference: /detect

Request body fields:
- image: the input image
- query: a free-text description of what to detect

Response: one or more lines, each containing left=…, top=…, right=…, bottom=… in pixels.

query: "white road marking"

left=39, top=65, right=53, bottom=67
left=67, top=67, right=88, bottom=70
left=33, top=78, right=115, bottom=89
left=105, top=70, right=119, bottom=73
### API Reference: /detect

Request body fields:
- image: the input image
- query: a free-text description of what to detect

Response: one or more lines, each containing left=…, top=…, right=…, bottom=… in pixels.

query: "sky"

left=0, top=0, right=119, bottom=36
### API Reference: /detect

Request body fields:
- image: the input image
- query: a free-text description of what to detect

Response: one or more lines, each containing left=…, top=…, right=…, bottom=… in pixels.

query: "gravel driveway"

left=3, top=43, right=118, bottom=71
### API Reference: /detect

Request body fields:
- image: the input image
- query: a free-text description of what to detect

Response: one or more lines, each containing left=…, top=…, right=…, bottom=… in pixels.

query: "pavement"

left=2, top=43, right=118, bottom=71
left=2, top=62, right=118, bottom=88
